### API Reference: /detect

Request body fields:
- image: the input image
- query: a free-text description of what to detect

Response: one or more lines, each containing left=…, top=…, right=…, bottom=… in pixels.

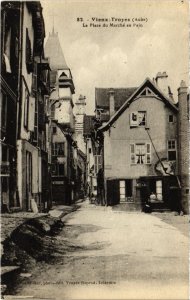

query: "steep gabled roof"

left=45, top=29, right=69, bottom=71
left=95, top=87, right=137, bottom=110
left=98, top=77, right=178, bottom=132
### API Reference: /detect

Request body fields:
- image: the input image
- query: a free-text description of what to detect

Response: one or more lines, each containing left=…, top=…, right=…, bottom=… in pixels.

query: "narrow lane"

left=11, top=200, right=189, bottom=300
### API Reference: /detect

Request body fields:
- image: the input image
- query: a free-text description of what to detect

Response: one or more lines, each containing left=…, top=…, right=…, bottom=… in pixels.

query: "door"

left=26, top=151, right=32, bottom=211
left=107, top=180, right=119, bottom=206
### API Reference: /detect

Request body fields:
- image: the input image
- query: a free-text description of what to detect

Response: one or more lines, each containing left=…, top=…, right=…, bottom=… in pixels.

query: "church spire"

left=45, top=30, right=69, bottom=70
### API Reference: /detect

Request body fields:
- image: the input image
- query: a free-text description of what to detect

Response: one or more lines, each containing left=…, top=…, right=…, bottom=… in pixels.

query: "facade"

left=45, top=29, right=77, bottom=205
left=96, top=73, right=186, bottom=211
left=17, top=2, right=51, bottom=212
left=74, top=95, right=86, bottom=153
left=83, top=115, right=102, bottom=198
left=1, top=2, right=51, bottom=212
left=177, top=82, right=189, bottom=214
left=75, top=149, right=86, bottom=199
left=1, top=2, right=20, bottom=211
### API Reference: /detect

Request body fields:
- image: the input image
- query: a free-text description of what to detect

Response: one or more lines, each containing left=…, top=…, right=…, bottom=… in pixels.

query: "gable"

left=98, top=78, right=178, bottom=132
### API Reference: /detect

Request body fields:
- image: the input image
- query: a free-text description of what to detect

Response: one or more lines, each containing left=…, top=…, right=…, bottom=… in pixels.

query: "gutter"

left=16, top=1, right=23, bottom=141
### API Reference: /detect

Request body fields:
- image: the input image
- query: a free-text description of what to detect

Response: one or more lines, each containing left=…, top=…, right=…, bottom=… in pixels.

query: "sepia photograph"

left=0, top=0, right=189, bottom=299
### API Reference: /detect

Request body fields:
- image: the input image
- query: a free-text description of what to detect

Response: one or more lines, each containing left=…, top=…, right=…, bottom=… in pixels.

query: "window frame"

left=130, top=111, right=147, bottom=127
left=167, top=139, right=177, bottom=161
left=52, top=142, right=65, bottom=156
left=51, top=162, right=65, bottom=177
left=168, top=114, right=174, bottom=123
left=52, top=126, right=57, bottom=135
left=130, top=143, right=151, bottom=165
left=119, top=180, right=134, bottom=202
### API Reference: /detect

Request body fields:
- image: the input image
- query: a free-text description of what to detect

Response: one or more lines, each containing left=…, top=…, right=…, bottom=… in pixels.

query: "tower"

left=75, top=95, right=86, bottom=153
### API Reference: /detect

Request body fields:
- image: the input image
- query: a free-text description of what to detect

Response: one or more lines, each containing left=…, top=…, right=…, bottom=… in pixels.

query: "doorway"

left=26, top=151, right=32, bottom=211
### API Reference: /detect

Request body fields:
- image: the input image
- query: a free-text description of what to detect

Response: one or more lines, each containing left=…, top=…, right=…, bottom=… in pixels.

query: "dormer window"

left=130, top=111, right=146, bottom=127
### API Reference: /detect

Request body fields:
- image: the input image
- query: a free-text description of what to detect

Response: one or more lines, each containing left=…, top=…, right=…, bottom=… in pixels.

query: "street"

left=6, top=200, right=189, bottom=300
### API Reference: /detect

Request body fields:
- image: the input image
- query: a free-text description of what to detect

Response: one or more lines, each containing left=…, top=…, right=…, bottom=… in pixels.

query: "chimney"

left=177, top=80, right=189, bottom=214
left=108, top=88, right=115, bottom=118
left=155, top=71, right=169, bottom=96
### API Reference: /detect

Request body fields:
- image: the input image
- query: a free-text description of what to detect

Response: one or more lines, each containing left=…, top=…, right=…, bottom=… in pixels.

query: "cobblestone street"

left=4, top=200, right=189, bottom=300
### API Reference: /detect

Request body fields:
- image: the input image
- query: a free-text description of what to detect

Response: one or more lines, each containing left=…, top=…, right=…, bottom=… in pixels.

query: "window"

left=169, top=115, right=174, bottom=123
left=52, top=143, right=65, bottom=156
left=130, top=143, right=151, bottom=164
left=94, top=155, right=102, bottom=174
left=51, top=163, right=65, bottom=176
left=24, top=88, right=29, bottom=129
left=51, top=105, right=55, bottom=119
left=52, top=126, right=57, bottom=134
left=168, top=140, right=176, bottom=161
left=89, top=148, right=91, bottom=154
left=119, top=180, right=133, bottom=202
left=120, top=180, right=125, bottom=200
left=130, top=111, right=146, bottom=127
left=28, top=97, right=35, bottom=132
left=32, top=62, right=37, bottom=93
left=139, top=87, right=155, bottom=97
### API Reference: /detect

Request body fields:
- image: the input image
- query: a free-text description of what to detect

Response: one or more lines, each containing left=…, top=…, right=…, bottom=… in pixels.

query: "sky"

left=41, top=0, right=189, bottom=114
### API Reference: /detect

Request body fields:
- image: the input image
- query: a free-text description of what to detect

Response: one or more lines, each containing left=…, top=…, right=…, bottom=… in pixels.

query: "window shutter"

left=32, top=62, right=37, bottom=93
left=25, top=28, right=33, bottom=73
left=130, top=112, right=138, bottom=127
left=146, top=143, right=151, bottom=164
left=28, top=96, right=35, bottom=132
left=130, top=144, right=135, bottom=164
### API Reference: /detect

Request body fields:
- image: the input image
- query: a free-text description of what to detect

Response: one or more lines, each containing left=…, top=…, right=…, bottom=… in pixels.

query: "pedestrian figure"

left=142, top=192, right=154, bottom=213
left=150, top=192, right=157, bottom=203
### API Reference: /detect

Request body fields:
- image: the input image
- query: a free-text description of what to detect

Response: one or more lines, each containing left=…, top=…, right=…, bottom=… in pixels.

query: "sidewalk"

left=1, top=200, right=83, bottom=243
left=1, top=212, right=48, bottom=244
left=1, top=202, right=81, bottom=281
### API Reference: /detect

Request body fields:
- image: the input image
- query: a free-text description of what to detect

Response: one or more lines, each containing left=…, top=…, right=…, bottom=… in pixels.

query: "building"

left=17, top=2, right=51, bottom=212
left=74, top=95, right=86, bottom=153
left=45, top=28, right=77, bottom=204
left=177, top=81, right=189, bottom=214
left=1, top=2, right=20, bottom=211
left=75, top=149, right=86, bottom=199
left=95, top=73, right=185, bottom=211
left=83, top=115, right=100, bottom=198
left=1, top=1, right=51, bottom=212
